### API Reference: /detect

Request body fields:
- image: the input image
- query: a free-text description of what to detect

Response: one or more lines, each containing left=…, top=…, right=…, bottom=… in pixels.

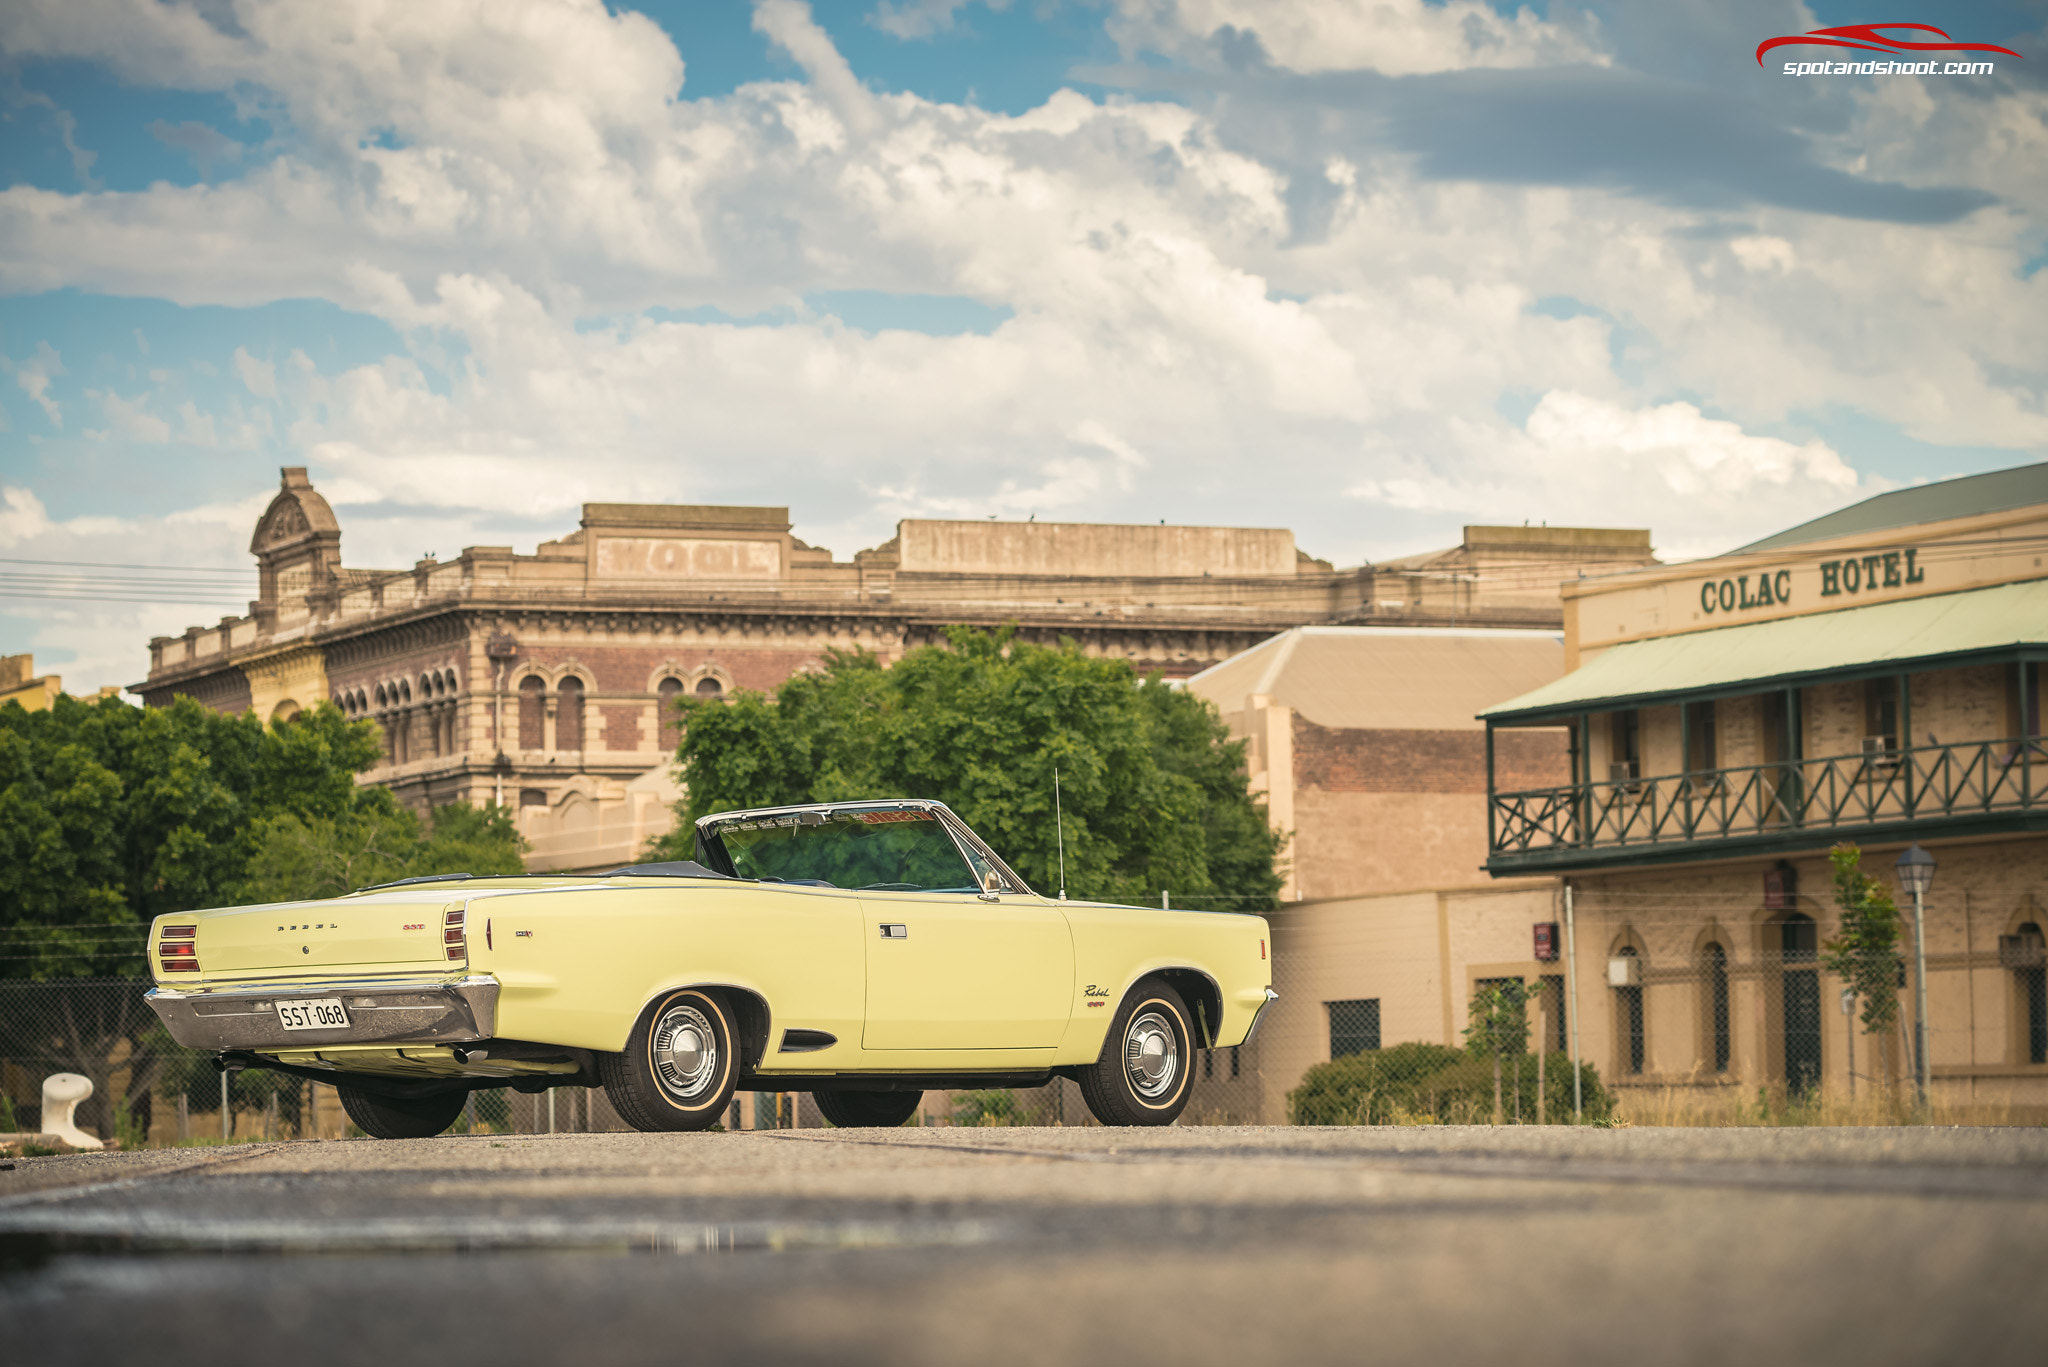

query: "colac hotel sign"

left=1699, top=548, right=1926, bottom=616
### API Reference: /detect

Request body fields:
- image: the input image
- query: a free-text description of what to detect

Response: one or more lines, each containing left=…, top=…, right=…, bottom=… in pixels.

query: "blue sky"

left=1, top=0, right=2044, bottom=689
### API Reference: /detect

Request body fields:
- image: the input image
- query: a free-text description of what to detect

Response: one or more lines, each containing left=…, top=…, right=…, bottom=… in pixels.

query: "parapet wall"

left=897, top=519, right=1298, bottom=579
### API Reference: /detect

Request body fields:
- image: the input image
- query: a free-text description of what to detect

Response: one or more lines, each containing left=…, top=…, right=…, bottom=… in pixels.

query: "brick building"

left=1476, top=462, right=2048, bottom=1118
left=1184, top=626, right=1577, bottom=1120
left=137, top=469, right=1654, bottom=871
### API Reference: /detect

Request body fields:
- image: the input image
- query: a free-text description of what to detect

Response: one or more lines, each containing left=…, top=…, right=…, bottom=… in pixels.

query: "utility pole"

left=1564, top=881, right=1583, bottom=1123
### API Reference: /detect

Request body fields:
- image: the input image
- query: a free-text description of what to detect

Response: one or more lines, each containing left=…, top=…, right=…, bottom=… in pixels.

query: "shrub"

left=1289, top=1044, right=1614, bottom=1126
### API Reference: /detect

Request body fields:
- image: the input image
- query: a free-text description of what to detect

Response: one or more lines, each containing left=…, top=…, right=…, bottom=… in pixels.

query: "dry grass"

left=1613, top=1084, right=2024, bottom=1128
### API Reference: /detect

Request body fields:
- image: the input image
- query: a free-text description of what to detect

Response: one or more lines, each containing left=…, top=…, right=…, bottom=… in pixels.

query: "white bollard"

left=41, top=1073, right=104, bottom=1150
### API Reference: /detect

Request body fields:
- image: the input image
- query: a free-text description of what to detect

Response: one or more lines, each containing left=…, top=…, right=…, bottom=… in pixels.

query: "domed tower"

left=250, top=466, right=342, bottom=634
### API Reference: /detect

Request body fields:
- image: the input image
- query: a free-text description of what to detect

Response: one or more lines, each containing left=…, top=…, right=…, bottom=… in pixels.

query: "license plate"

left=276, top=998, right=351, bottom=1032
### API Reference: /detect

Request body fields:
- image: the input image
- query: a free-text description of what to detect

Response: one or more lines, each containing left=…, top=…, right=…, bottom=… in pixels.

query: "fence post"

left=220, top=1068, right=230, bottom=1142
left=1564, top=881, right=1583, bottom=1123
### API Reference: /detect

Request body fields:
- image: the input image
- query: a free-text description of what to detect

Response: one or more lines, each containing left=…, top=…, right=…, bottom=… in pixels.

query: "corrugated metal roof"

left=1732, top=462, right=2048, bottom=554
left=1187, top=626, right=1564, bottom=731
left=1482, top=579, right=2048, bottom=722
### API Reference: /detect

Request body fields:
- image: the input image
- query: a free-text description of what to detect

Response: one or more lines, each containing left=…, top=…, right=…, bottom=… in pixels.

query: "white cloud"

left=88, top=389, right=172, bottom=444
left=1107, top=0, right=1608, bottom=75
left=11, top=340, right=66, bottom=425
left=233, top=347, right=278, bottom=398
left=0, top=0, right=2040, bottom=689
left=0, top=485, right=55, bottom=545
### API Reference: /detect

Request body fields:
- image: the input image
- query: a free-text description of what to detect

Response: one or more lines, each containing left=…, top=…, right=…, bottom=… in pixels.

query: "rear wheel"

left=600, top=988, right=739, bottom=1132
left=337, top=1084, right=467, bottom=1139
left=1077, top=978, right=1194, bottom=1126
left=814, top=1089, right=922, bottom=1128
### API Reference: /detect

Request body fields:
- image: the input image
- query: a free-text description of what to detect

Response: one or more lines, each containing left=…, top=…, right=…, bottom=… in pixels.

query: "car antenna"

left=1054, top=765, right=1068, bottom=902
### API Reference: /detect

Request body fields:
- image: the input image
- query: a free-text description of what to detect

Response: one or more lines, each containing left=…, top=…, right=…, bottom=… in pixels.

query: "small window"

left=1609, top=710, right=1640, bottom=781
left=1325, top=999, right=1380, bottom=1059
left=2015, top=921, right=2046, bottom=1066
left=519, top=788, right=548, bottom=808
left=518, top=676, right=545, bottom=750
left=1686, top=703, right=1718, bottom=772
left=657, top=677, right=684, bottom=750
left=1703, top=943, right=1731, bottom=1072
left=557, top=677, right=585, bottom=752
left=695, top=676, right=725, bottom=697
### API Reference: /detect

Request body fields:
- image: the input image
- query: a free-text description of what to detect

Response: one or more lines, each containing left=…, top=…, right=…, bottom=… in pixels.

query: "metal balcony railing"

left=1489, top=735, right=2048, bottom=865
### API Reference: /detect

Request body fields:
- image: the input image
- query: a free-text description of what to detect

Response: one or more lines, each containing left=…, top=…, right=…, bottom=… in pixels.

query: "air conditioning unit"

left=1862, top=735, right=1896, bottom=759
left=1608, top=762, right=1638, bottom=785
left=1607, top=956, right=1641, bottom=987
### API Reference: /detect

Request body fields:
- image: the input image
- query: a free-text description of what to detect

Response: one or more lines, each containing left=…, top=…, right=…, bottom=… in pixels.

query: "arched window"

left=695, top=676, right=724, bottom=697
left=2013, top=921, right=2047, bottom=1066
left=657, top=677, right=684, bottom=751
left=518, top=676, right=545, bottom=750
left=557, top=677, right=585, bottom=752
left=1614, top=945, right=1644, bottom=1075
left=1702, top=943, right=1731, bottom=1073
left=1778, top=913, right=1821, bottom=1094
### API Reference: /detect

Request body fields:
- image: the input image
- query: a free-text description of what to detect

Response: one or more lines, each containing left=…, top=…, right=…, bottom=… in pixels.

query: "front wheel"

left=337, top=1084, right=467, bottom=1139
left=1077, top=978, right=1195, bottom=1126
left=600, top=988, right=739, bottom=1132
left=814, top=1089, right=922, bottom=1128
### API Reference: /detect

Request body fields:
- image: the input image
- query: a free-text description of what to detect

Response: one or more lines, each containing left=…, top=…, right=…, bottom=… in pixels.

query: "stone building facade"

left=1479, top=462, right=2048, bottom=1119
left=138, top=469, right=1654, bottom=871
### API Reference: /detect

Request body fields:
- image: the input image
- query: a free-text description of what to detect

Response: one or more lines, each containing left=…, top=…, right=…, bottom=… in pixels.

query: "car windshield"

left=705, top=809, right=980, bottom=893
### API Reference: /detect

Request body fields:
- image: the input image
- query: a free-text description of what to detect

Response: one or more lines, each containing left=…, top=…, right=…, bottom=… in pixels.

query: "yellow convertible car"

left=146, top=799, right=1277, bottom=1136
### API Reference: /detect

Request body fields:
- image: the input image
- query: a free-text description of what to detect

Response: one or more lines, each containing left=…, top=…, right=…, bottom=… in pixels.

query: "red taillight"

left=161, top=924, right=200, bottom=975
left=1260, top=938, right=1266, bottom=961
left=444, top=905, right=466, bottom=961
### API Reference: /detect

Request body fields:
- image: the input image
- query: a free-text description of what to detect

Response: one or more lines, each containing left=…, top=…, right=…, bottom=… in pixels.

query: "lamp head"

left=1895, top=842, right=1936, bottom=898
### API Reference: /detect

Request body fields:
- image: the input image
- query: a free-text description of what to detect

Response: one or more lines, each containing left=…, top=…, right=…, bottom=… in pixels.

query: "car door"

left=861, top=889, right=1074, bottom=1050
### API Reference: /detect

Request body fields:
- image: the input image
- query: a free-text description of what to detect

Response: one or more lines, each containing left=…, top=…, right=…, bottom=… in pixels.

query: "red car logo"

left=1756, top=23, right=2021, bottom=65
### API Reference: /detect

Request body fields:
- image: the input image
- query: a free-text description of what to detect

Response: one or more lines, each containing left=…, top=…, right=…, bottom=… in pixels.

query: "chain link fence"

left=9, top=899, right=2039, bottom=1147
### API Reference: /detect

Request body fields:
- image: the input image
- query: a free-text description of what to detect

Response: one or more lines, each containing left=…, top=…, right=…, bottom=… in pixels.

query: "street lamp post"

left=1895, top=843, right=1937, bottom=1108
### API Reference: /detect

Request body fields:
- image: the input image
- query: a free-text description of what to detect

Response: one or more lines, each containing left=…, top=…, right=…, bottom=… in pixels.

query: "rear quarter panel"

left=1052, top=904, right=1272, bottom=1066
left=469, top=882, right=867, bottom=1067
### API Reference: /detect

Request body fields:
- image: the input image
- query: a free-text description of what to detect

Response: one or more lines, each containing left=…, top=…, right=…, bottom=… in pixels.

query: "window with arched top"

left=1777, top=913, right=1821, bottom=1094
left=657, top=677, right=684, bottom=751
left=2013, top=921, right=2046, bottom=1066
left=1613, top=945, right=1644, bottom=1075
left=1702, top=942, right=1731, bottom=1073
left=557, top=676, right=585, bottom=752
left=518, top=676, right=545, bottom=750
left=695, top=676, right=725, bottom=697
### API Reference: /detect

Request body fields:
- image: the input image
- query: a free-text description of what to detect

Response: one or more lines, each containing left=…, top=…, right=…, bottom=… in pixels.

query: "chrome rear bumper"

left=146, top=976, right=498, bottom=1051
left=1239, top=987, right=1280, bottom=1049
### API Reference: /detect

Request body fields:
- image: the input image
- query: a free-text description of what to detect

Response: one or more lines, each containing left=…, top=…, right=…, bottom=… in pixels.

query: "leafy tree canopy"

left=0, top=694, right=523, bottom=979
left=652, top=627, right=1285, bottom=910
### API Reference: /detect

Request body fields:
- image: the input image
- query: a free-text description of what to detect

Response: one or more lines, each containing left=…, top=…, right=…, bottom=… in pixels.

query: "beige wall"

left=1249, top=882, right=1561, bottom=1123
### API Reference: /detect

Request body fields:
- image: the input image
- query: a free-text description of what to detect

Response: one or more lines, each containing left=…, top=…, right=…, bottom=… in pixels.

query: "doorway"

left=1779, top=913, right=1821, bottom=1094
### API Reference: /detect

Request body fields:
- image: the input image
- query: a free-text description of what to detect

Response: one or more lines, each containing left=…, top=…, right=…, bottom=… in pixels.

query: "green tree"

left=0, top=692, right=524, bottom=1142
left=1821, top=842, right=1905, bottom=1088
left=1464, top=979, right=1536, bottom=1124
left=651, top=627, right=1285, bottom=909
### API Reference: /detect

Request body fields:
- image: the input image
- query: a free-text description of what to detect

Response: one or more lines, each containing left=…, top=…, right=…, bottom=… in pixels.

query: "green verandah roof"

left=1480, top=579, right=2048, bottom=724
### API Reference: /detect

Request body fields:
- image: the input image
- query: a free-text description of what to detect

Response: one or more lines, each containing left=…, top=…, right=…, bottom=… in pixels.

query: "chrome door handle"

left=976, top=892, right=1000, bottom=903
left=879, top=924, right=908, bottom=939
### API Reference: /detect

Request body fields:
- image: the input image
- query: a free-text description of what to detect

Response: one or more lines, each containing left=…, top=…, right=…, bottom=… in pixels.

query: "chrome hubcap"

left=652, top=1002, right=719, bottom=1100
left=1124, top=1008, right=1180, bottom=1101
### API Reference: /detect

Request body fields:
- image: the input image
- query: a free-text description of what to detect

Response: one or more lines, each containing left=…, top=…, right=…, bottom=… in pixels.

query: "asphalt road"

left=3, top=1124, right=2046, bottom=1366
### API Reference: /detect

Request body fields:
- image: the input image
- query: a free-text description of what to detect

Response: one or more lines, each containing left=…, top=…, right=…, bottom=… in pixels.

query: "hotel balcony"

left=1487, top=735, right=2048, bottom=873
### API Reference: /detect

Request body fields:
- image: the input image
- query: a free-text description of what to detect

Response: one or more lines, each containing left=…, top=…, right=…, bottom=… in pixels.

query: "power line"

left=0, top=556, right=250, bottom=573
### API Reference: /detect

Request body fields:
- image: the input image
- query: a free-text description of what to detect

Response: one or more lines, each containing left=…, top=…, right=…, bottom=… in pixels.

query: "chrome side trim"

left=1239, top=987, right=1280, bottom=1049
left=146, top=975, right=498, bottom=1051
